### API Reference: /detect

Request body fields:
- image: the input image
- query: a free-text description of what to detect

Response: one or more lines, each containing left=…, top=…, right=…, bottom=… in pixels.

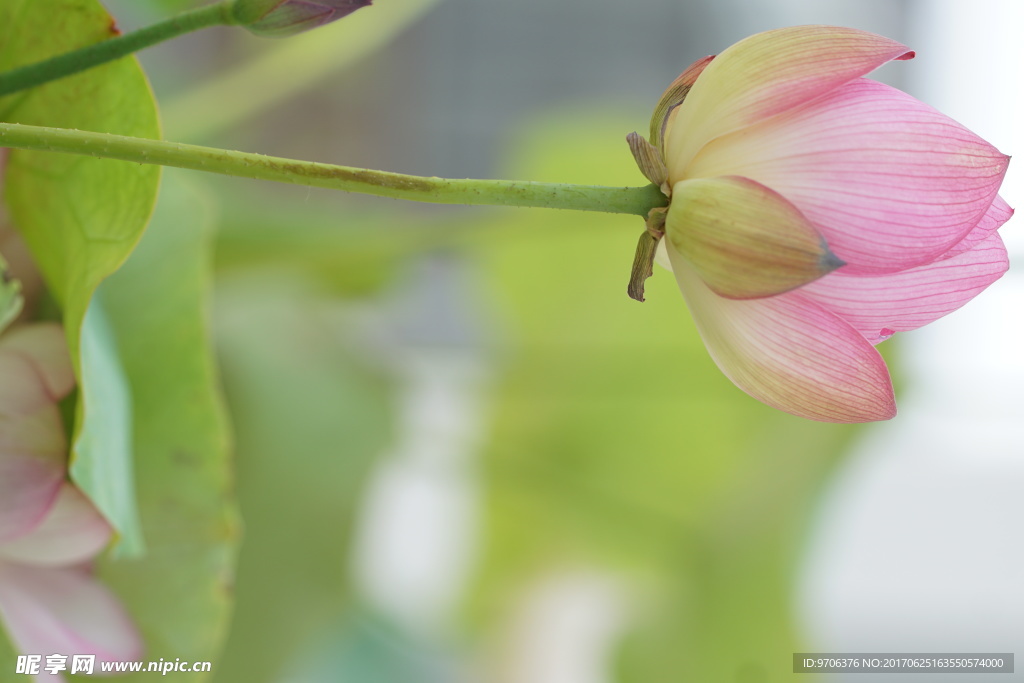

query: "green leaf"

left=0, top=623, right=13, bottom=679
left=76, top=300, right=143, bottom=556
left=0, top=0, right=161, bottom=547
left=0, top=252, right=22, bottom=333
left=95, top=171, right=238, bottom=679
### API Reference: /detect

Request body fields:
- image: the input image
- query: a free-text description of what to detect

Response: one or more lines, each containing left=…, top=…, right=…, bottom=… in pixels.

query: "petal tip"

left=819, top=245, right=846, bottom=273
left=817, top=386, right=897, bottom=423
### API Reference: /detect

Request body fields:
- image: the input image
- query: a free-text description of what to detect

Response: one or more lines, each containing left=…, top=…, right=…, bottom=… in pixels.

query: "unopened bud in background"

left=231, top=0, right=371, bottom=38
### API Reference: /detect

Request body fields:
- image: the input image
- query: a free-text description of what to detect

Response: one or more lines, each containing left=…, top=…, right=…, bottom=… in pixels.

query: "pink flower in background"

left=0, top=324, right=141, bottom=674
left=650, top=25, right=1011, bottom=422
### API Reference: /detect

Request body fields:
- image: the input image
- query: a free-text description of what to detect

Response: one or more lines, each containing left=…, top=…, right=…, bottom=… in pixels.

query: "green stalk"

left=0, top=2, right=236, bottom=97
left=0, top=122, right=666, bottom=216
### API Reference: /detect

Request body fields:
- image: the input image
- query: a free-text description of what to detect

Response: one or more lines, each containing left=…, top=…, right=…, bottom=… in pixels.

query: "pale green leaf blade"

left=0, top=252, right=22, bottom=333
left=76, top=300, right=143, bottom=557
left=96, top=172, right=238, bottom=679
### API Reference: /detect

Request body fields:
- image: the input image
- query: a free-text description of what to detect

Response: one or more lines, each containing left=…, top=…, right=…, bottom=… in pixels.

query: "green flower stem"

left=0, top=122, right=667, bottom=216
left=0, top=2, right=236, bottom=97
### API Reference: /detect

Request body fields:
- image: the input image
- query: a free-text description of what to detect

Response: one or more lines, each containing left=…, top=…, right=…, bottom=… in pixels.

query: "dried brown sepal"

left=627, top=207, right=668, bottom=302
left=626, top=132, right=669, bottom=191
left=649, top=55, right=715, bottom=153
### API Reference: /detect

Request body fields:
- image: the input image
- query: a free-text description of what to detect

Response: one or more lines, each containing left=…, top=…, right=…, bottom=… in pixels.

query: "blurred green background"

left=25, top=0, right=1018, bottom=681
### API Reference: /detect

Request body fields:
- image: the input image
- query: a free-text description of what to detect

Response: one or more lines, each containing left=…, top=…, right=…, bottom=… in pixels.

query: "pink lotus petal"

left=665, top=25, right=912, bottom=175
left=0, top=563, right=142, bottom=663
left=0, top=453, right=63, bottom=545
left=942, top=195, right=1013, bottom=259
left=0, top=352, right=67, bottom=543
left=801, top=232, right=1008, bottom=344
left=0, top=323, right=75, bottom=401
left=0, top=483, right=112, bottom=566
left=667, top=244, right=895, bottom=422
left=686, top=78, right=1010, bottom=273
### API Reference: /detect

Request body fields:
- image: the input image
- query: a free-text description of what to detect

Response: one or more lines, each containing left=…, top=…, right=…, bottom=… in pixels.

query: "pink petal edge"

left=0, top=324, right=75, bottom=401
left=0, top=563, right=142, bottom=663
left=0, top=351, right=68, bottom=544
left=0, top=453, right=64, bottom=545
left=942, top=195, right=1013, bottom=258
left=667, top=244, right=896, bottom=422
left=0, top=482, right=112, bottom=566
left=802, top=231, right=1009, bottom=344
left=665, top=25, right=913, bottom=177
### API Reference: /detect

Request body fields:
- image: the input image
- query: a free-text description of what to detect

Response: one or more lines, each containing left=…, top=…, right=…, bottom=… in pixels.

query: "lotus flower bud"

left=628, top=26, right=1012, bottom=423
left=231, top=0, right=371, bottom=37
